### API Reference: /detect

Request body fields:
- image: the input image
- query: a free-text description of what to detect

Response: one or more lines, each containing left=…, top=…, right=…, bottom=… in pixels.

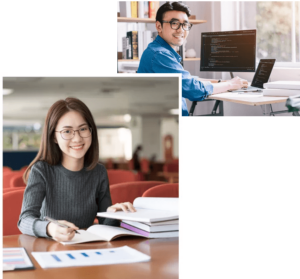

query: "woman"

left=18, top=97, right=135, bottom=242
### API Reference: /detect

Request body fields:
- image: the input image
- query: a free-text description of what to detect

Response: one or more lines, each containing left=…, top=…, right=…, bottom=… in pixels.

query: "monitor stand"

left=230, top=72, right=234, bottom=79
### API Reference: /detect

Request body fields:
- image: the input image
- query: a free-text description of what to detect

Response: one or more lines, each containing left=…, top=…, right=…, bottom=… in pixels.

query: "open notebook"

left=61, top=224, right=142, bottom=245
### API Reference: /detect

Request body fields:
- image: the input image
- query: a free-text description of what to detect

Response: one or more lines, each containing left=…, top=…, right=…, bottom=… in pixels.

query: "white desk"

left=189, top=92, right=299, bottom=116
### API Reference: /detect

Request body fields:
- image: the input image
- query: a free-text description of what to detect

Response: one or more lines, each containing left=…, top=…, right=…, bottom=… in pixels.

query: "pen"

left=44, top=216, right=80, bottom=234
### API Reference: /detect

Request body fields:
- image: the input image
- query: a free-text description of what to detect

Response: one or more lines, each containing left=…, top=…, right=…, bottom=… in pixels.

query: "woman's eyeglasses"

left=55, top=126, right=92, bottom=140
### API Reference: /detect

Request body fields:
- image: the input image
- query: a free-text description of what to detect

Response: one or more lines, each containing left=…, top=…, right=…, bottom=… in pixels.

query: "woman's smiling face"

left=54, top=110, right=92, bottom=167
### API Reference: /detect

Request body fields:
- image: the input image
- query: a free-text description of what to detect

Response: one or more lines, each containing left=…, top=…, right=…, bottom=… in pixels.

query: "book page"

left=86, top=224, right=141, bottom=241
left=133, top=197, right=179, bottom=212
left=61, top=230, right=106, bottom=245
left=97, top=208, right=178, bottom=223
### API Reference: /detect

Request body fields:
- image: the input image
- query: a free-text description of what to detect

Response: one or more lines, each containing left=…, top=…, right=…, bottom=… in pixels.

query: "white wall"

left=161, top=117, right=179, bottom=158
left=141, top=116, right=162, bottom=160
left=128, top=115, right=143, bottom=154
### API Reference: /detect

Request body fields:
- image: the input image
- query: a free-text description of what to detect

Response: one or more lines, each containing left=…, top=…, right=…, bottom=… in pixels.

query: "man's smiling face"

left=156, top=10, right=189, bottom=49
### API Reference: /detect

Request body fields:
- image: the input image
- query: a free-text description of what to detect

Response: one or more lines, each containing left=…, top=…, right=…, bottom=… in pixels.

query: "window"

left=240, top=1, right=300, bottom=66
left=97, top=128, right=132, bottom=161
left=3, top=128, right=42, bottom=150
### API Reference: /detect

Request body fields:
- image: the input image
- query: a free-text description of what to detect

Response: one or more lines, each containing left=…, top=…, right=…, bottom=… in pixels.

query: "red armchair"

left=10, top=175, right=26, bottom=188
left=142, top=183, right=179, bottom=198
left=107, top=170, right=138, bottom=185
left=110, top=181, right=166, bottom=204
left=3, top=189, right=25, bottom=236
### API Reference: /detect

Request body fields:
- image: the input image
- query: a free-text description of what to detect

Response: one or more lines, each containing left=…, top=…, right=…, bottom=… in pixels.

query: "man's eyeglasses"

left=55, top=126, right=92, bottom=140
left=162, top=20, right=193, bottom=31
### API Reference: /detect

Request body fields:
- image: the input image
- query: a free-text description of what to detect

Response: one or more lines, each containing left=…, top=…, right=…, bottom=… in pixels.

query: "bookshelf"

left=118, top=17, right=206, bottom=67
left=117, top=17, right=207, bottom=25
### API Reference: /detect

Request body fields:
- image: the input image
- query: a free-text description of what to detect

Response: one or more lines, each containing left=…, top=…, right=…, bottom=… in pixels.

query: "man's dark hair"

left=156, top=2, right=191, bottom=25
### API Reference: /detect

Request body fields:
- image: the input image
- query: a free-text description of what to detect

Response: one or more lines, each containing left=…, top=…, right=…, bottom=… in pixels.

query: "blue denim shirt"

left=137, top=35, right=213, bottom=116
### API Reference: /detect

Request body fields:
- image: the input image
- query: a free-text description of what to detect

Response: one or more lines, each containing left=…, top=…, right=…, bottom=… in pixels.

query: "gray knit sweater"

left=18, top=161, right=118, bottom=238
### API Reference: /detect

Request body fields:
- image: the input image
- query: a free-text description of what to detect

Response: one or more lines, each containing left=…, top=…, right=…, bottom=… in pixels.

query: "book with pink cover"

left=120, top=222, right=178, bottom=238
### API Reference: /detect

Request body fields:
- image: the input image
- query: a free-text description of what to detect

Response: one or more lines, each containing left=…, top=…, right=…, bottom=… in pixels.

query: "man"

left=137, top=2, right=247, bottom=116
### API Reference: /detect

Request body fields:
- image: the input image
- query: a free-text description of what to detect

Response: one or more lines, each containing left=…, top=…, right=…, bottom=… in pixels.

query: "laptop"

left=230, top=59, right=276, bottom=93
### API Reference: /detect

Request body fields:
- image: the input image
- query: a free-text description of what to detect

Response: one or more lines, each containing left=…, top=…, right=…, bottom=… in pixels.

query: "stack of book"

left=263, top=81, right=300, bottom=97
left=121, top=219, right=178, bottom=238
left=120, top=1, right=159, bottom=19
left=59, top=198, right=178, bottom=245
left=122, top=31, right=157, bottom=60
left=98, top=197, right=179, bottom=238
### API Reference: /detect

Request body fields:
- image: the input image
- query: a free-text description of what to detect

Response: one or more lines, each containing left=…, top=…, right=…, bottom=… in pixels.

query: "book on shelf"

left=121, top=219, right=179, bottom=232
left=127, top=31, right=138, bottom=60
left=149, top=1, right=159, bottom=19
left=126, top=31, right=133, bottom=59
left=131, top=1, right=138, bottom=18
left=60, top=224, right=144, bottom=245
left=144, top=1, right=149, bottom=18
left=120, top=1, right=131, bottom=18
left=97, top=197, right=179, bottom=223
left=122, top=37, right=128, bottom=59
left=121, top=222, right=179, bottom=238
left=120, top=1, right=153, bottom=19
left=138, top=1, right=145, bottom=18
left=138, top=30, right=144, bottom=60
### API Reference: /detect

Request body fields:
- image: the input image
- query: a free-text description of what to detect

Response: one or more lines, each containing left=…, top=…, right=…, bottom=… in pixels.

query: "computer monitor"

left=200, top=30, right=256, bottom=73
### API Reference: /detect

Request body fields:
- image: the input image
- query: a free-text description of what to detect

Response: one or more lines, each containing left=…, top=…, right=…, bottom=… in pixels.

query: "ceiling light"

left=3, top=89, right=13, bottom=95
left=123, top=114, right=131, bottom=122
left=169, top=109, right=179, bottom=115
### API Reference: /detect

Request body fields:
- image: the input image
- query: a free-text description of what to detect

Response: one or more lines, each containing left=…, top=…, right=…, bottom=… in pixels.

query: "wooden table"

left=3, top=235, right=178, bottom=279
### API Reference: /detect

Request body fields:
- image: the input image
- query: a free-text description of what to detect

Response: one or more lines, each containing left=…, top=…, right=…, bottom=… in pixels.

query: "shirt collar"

left=155, top=35, right=182, bottom=63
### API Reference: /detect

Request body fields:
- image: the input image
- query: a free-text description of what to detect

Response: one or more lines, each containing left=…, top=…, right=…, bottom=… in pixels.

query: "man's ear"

left=156, top=21, right=162, bottom=33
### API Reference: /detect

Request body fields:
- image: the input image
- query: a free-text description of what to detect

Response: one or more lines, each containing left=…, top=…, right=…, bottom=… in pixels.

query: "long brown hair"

left=23, top=97, right=99, bottom=182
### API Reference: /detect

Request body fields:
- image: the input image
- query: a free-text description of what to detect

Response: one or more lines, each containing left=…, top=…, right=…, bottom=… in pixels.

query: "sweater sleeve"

left=96, top=167, right=120, bottom=227
left=151, top=51, right=213, bottom=101
left=18, top=163, right=50, bottom=237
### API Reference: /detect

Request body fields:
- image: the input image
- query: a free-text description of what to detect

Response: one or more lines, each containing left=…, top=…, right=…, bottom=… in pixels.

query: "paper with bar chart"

left=31, top=246, right=150, bottom=268
left=3, top=247, right=35, bottom=271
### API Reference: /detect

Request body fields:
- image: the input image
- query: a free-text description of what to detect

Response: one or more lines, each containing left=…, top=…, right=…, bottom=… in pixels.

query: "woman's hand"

left=107, top=202, right=136, bottom=213
left=46, top=220, right=79, bottom=242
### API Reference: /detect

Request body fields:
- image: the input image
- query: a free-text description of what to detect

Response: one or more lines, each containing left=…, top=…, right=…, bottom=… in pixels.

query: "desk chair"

left=162, top=162, right=179, bottom=183
left=19, top=165, right=28, bottom=172
left=107, top=170, right=138, bottom=185
left=4, top=187, right=26, bottom=194
left=3, top=189, right=25, bottom=236
left=142, top=183, right=179, bottom=198
left=3, top=172, right=23, bottom=188
left=189, top=99, right=224, bottom=116
left=10, top=175, right=26, bottom=188
left=110, top=181, right=166, bottom=204
left=3, top=166, right=13, bottom=172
